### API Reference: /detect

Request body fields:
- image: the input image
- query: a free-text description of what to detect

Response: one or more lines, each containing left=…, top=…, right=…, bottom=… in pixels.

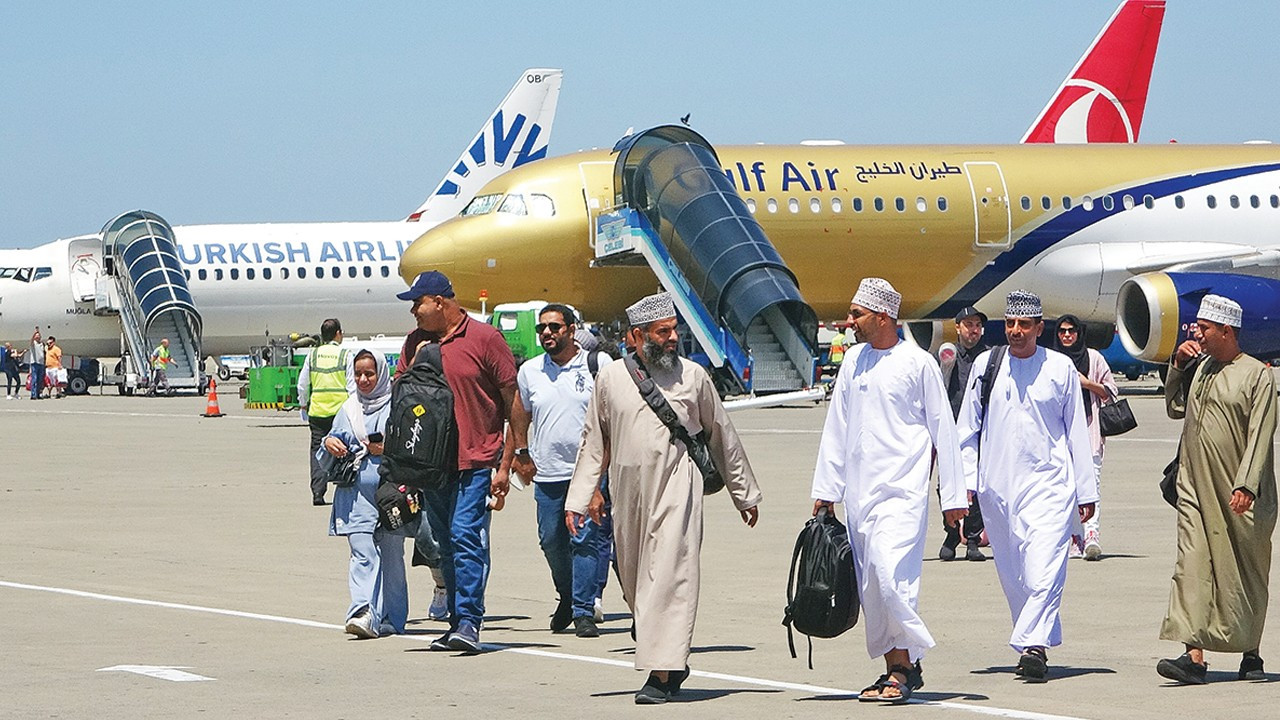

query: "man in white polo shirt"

left=502, top=303, right=612, bottom=637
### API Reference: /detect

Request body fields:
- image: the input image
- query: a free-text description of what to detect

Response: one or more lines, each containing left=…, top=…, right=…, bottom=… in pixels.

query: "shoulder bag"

left=622, top=353, right=724, bottom=495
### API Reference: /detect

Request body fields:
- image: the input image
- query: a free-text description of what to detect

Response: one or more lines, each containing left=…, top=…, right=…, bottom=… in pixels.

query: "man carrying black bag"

left=811, top=279, right=967, bottom=705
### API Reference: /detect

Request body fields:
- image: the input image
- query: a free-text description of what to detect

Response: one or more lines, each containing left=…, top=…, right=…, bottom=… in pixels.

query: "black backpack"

left=380, top=343, right=457, bottom=490
left=782, top=506, right=859, bottom=668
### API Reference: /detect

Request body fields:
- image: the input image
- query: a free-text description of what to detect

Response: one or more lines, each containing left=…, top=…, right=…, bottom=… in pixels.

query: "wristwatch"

left=514, top=448, right=530, bottom=457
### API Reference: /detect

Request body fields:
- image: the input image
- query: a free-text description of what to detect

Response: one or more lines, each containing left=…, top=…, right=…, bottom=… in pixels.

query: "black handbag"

left=321, top=451, right=360, bottom=487
left=375, top=481, right=422, bottom=531
left=1099, top=398, right=1137, bottom=436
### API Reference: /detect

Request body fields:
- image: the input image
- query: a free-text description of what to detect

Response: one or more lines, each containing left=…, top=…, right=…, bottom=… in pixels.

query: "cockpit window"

left=498, top=193, right=527, bottom=215
left=0, top=267, right=53, bottom=283
left=33, top=267, right=52, bottom=281
left=461, top=194, right=503, bottom=216
left=528, top=194, right=555, bottom=217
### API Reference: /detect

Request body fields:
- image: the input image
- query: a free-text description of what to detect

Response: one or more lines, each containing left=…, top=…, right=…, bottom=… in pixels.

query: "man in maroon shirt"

left=397, top=270, right=517, bottom=652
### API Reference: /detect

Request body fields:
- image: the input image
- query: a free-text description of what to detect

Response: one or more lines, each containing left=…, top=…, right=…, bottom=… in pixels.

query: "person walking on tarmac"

left=27, top=327, right=45, bottom=400
left=297, top=319, right=356, bottom=506
left=148, top=338, right=174, bottom=396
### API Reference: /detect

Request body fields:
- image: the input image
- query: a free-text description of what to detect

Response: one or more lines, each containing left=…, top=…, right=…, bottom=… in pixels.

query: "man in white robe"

left=566, top=292, right=762, bottom=705
left=956, top=290, right=1098, bottom=681
left=812, top=278, right=968, bottom=704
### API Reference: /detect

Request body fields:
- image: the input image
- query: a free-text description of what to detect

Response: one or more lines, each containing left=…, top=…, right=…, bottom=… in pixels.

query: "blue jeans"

left=595, top=474, right=614, bottom=597
left=29, top=363, right=44, bottom=400
left=535, top=480, right=603, bottom=619
left=423, top=468, right=492, bottom=629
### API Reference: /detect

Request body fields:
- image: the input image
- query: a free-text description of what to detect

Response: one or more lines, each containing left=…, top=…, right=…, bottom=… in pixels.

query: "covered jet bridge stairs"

left=594, top=126, right=819, bottom=397
left=98, top=211, right=203, bottom=394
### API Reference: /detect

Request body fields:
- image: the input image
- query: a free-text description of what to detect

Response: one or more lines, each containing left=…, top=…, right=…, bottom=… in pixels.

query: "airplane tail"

left=406, top=68, right=563, bottom=222
left=1022, top=0, right=1164, bottom=144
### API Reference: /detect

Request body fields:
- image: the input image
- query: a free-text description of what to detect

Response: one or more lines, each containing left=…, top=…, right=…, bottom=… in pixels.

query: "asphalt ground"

left=1, top=380, right=1277, bottom=719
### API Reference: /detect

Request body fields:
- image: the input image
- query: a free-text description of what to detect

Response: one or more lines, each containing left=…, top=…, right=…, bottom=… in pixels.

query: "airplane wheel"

left=68, top=375, right=89, bottom=395
left=217, top=365, right=231, bottom=382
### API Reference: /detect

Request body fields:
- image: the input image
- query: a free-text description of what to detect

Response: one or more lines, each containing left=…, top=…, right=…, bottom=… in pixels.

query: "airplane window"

left=15, top=268, right=31, bottom=282
left=230, top=268, right=240, bottom=280
left=788, top=198, right=799, bottom=213
left=528, top=194, right=555, bottom=217
left=1062, top=196, right=1073, bottom=210
left=874, top=197, right=885, bottom=212
left=298, top=267, right=307, bottom=279
left=215, top=268, right=224, bottom=280
left=745, top=198, right=757, bottom=214
left=1042, top=196, right=1051, bottom=210
left=461, top=194, right=502, bottom=216
left=498, top=193, right=527, bottom=215
left=915, top=197, right=926, bottom=212
left=183, top=270, right=191, bottom=281
left=831, top=198, right=842, bottom=213
left=1175, top=195, right=1185, bottom=209
left=1272, top=195, right=1279, bottom=208
left=363, top=266, right=371, bottom=278
left=1020, top=196, right=1031, bottom=211
left=345, top=266, right=355, bottom=278
left=331, top=267, right=341, bottom=279
left=852, top=198, right=863, bottom=212
left=381, top=266, right=390, bottom=278
left=247, top=268, right=256, bottom=280
left=33, top=267, right=52, bottom=281
left=1251, top=195, right=1261, bottom=209
left=0, top=268, right=14, bottom=279
left=937, top=197, right=948, bottom=212
left=198, top=269, right=207, bottom=281
left=1230, top=195, right=1240, bottom=209
left=810, top=198, right=821, bottom=213
left=1122, top=195, right=1134, bottom=210
left=263, top=268, right=272, bottom=280
left=1101, top=195, right=1114, bottom=211
left=1082, top=196, right=1094, bottom=211
left=1207, top=195, right=1217, bottom=209
left=280, top=268, right=288, bottom=279
left=766, top=198, right=778, bottom=213
left=316, top=266, right=324, bottom=278
left=894, top=197, right=905, bottom=213
left=1144, top=195, right=1155, bottom=209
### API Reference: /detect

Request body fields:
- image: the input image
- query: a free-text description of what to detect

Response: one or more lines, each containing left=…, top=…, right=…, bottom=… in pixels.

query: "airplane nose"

left=399, top=232, right=454, bottom=286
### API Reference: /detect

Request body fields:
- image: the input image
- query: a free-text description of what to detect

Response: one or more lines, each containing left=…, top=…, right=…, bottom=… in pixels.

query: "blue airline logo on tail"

left=433, top=111, right=547, bottom=198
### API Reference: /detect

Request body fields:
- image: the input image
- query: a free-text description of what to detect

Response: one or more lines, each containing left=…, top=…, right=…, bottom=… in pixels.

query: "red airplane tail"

left=1022, top=0, right=1165, bottom=144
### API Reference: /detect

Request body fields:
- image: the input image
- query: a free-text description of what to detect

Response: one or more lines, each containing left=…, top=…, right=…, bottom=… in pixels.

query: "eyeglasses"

left=1057, top=327, right=1077, bottom=335
left=535, top=322, right=566, bottom=334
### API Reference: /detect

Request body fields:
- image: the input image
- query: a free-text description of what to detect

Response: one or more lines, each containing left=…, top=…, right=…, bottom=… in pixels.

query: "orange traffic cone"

left=202, top=378, right=225, bottom=418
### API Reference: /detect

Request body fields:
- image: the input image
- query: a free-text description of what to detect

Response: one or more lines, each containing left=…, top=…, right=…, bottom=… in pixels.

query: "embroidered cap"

left=1197, top=294, right=1243, bottom=328
left=626, top=292, right=677, bottom=326
left=1005, top=290, right=1043, bottom=318
left=851, top=278, right=902, bottom=318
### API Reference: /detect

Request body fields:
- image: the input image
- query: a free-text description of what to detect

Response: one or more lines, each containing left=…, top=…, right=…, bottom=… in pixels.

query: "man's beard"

left=641, top=338, right=679, bottom=371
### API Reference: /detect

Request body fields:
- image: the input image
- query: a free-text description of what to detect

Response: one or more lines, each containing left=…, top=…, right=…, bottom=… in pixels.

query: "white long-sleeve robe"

left=956, top=346, right=1098, bottom=652
left=811, top=341, right=966, bottom=661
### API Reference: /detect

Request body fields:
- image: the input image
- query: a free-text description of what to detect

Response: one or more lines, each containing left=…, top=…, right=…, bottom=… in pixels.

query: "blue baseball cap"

left=397, top=270, right=455, bottom=301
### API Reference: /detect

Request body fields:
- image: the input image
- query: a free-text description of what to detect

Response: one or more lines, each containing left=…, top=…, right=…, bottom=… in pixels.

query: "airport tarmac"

left=1, top=382, right=1277, bottom=719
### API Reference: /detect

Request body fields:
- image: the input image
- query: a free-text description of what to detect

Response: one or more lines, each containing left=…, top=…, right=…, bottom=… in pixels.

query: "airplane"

left=0, top=68, right=563, bottom=358
left=398, top=138, right=1280, bottom=366
left=1022, top=0, right=1164, bottom=143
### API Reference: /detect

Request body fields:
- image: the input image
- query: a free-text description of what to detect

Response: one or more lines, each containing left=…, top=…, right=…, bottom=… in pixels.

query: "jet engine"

left=1117, top=271, right=1280, bottom=362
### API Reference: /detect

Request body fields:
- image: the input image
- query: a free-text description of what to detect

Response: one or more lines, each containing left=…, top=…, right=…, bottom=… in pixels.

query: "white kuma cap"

left=851, top=278, right=901, bottom=318
left=1005, top=290, right=1043, bottom=318
left=626, top=292, right=677, bottom=326
left=1197, top=294, right=1243, bottom=328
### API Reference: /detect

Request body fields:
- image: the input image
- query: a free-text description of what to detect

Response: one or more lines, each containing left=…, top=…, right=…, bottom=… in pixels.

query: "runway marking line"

left=1, top=579, right=1091, bottom=720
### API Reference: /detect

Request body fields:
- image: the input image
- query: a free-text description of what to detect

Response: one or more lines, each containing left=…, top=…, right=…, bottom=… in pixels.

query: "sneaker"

left=378, top=621, right=398, bottom=636
left=1083, top=530, right=1102, bottom=561
left=1016, top=647, right=1048, bottom=681
left=1240, top=652, right=1265, bottom=681
left=429, top=631, right=454, bottom=651
left=938, top=542, right=957, bottom=562
left=574, top=616, right=599, bottom=638
left=428, top=586, right=449, bottom=621
left=1157, top=652, right=1207, bottom=685
left=1068, top=535, right=1084, bottom=559
left=593, top=597, right=605, bottom=623
left=447, top=621, right=481, bottom=652
left=550, top=597, right=573, bottom=633
left=344, top=609, right=378, bottom=639
left=965, top=542, right=986, bottom=562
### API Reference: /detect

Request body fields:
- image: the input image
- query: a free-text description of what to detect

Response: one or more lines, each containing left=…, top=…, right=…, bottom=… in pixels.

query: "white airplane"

left=0, top=68, right=563, bottom=358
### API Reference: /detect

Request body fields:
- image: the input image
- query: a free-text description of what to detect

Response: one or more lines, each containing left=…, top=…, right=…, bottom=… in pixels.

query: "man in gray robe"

left=1158, top=293, right=1277, bottom=684
left=567, top=292, right=761, bottom=705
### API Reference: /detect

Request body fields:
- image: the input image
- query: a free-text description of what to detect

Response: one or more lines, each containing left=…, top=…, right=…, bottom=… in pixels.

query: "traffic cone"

left=202, top=378, right=225, bottom=418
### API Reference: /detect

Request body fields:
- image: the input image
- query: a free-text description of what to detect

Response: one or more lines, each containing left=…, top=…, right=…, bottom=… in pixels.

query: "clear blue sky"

left=2, top=1, right=1277, bottom=248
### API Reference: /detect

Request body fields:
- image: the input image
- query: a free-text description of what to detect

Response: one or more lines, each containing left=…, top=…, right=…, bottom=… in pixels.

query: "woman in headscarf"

left=1052, top=315, right=1118, bottom=561
left=320, top=348, right=409, bottom=638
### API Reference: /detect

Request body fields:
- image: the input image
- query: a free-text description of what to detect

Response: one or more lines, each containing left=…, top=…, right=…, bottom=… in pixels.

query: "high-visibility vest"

left=307, top=344, right=349, bottom=417
left=152, top=346, right=171, bottom=370
left=829, top=333, right=845, bottom=364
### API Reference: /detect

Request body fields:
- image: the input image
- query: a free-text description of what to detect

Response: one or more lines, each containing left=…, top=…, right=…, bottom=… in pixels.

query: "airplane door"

left=579, top=161, right=616, bottom=250
left=963, top=162, right=1011, bottom=248
left=66, top=236, right=104, bottom=302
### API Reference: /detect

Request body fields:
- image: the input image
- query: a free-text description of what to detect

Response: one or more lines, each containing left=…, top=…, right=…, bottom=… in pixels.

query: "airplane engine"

left=902, top=320, right=947, bottom=354
left=1117, top=271, right=1280, bottom=362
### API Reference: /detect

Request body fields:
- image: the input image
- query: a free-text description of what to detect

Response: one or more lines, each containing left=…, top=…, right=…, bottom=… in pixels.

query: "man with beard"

left=812, top=278, right=967, bottom=704
left=955, top=290, right=1097, bottom=681
left=938, top=306, right=990, bottom=562
left=502, top=303, right=612, bottom=638
left=567, top=292, right=761, bottom=705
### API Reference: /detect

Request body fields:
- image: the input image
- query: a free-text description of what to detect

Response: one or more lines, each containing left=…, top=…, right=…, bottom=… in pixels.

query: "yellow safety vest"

left=829, top=333, right=845, bottom=364
left=307, top=344, right=349, bottom=417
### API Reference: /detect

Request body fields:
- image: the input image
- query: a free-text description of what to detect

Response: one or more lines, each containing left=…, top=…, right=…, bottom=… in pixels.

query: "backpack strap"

left=978, top=345, right=1007, bottom=431
left=587, top=350, right=600, bottom=379
left=782, top=513, right=812, bottom=662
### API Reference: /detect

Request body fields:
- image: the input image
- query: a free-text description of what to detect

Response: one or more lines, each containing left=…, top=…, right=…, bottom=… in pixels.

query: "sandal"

left=863, top=664, right=922, bottom=704
left=858, top=673, right=891, bottom=702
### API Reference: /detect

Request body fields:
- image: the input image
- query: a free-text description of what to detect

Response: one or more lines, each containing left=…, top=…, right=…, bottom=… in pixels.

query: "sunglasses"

left=1057, top=327, right=1077, bottom=335
left=535, top=322, right=566, bottom=333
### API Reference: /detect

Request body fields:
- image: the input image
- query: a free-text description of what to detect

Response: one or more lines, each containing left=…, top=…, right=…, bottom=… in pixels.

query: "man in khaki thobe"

left=567, top=292, right=761, bottom=705
left=1159, top=293, right=1277, bottom=684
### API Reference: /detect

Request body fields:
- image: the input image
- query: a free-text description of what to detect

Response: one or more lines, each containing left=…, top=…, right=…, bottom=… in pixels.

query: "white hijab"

left=339, top=348, right=391, bottom=451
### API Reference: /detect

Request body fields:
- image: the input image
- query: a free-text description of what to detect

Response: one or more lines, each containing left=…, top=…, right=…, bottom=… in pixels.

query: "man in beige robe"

left=1159, top=293, right=1277, bottom=684
left=567, top=292, right=761, bottom=705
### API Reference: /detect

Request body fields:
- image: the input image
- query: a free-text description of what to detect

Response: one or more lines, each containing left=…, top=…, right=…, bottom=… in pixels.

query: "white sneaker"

left=1084, top=530, right=1102, bottom=561
left=1068, top=535, right=1084, bottom=559
left=428, top=586, right=449, bottom=621
left=593, top=597, right=604, bottom=624
left=344, top=609, right=378, bottom=639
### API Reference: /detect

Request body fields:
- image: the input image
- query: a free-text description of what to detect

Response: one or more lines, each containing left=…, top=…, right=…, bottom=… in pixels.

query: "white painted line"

left=1, top=579, right=1091, bottom=720
left=97, top=665, right=214, bottom=682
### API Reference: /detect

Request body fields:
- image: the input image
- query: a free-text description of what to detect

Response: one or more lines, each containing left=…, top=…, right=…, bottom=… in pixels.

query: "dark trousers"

left=4, top=369, right=19, bottom=395
left=941, top=491, right=985, bottom=549
left=307, top=414, right=336, bottom=501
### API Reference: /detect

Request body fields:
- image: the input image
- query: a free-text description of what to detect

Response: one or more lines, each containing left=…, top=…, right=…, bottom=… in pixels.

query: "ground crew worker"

left=297, top=318, right=356, bottom=506
left=149, top=338, right=173, bottom=396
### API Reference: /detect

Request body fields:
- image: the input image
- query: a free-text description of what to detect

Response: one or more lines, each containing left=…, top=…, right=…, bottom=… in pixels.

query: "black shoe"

left=1157, top=652, right=1207, bottom=684
left=667, top=666, right=690, bottom=695
left=550, top=598, right=573, bottom=633
left=1017, top=647, right=1048, bottom=681
left=574, top=615, right=599, bottom=638
left=1240, top=652, right=1265, bottom=680
left=634, top=674, right=670, bottom=705
left=429, top=632, right=454, bottom=651
left=965, top=542, right=986, bottom=562
left=939, top=543, right=957, bottom=561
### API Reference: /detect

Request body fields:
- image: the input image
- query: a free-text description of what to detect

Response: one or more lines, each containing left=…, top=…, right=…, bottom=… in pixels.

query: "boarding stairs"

left=99, top=211, right=203, bottom=393
left=594, top=126, right=819, bottom=397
